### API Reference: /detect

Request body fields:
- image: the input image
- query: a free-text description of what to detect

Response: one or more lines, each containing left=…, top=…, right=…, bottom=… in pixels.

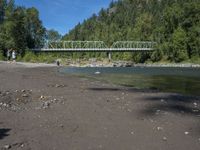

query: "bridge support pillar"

left=108, top=52, right=112, bottom=61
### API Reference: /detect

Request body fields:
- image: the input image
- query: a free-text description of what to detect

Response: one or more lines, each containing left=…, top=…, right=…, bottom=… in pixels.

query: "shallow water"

left=60, top=67, right=200, bottom=96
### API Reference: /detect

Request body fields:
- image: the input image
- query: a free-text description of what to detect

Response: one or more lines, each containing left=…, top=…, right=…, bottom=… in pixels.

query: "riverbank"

left=0, top=62, right=200, bottom=150
left=59, top=59, right=200, bottom=68
left=0, top=61, right=57, bottom=68
left=2, top=60, right=200, bottom=68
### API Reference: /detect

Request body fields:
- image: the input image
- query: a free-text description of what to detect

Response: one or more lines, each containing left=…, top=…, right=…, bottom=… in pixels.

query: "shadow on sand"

left=140, top=94, right=200, bottom=117
left=140, top=94, right=200, bottom=136
left=88, top=87, right=200, bottom=134
left=88, top=87, right=200, bottom=117
left=0, top=128, right=11, bottom=140
left=88, top=87, right=160, bottom=93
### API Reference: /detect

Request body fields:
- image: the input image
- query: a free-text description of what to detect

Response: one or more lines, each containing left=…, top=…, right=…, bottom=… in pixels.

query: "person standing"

left=7, top=49, right=11, bottom=61
left=12, top=50, right=16, bottom=62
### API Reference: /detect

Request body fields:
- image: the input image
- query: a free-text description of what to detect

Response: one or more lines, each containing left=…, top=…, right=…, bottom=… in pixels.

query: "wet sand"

left=0, top=62, right=200, bottom=150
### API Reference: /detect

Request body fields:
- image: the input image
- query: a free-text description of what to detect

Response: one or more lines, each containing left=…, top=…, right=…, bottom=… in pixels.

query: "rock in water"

left=95, top=71, right=101, bottom=75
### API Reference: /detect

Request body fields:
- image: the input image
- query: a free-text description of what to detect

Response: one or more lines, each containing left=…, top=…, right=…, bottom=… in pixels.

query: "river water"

left=60, top=67, right=200, bottom=96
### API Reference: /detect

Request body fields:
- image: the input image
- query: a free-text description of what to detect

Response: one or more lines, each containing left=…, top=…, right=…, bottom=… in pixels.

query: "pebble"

left=116, top=97, right=120, bottom=100
left=131, top=131, right=134, bottom=135
left=55, top=84, right=60, bottom=88
left=42, top=101, right=50, bottom=109
left=127, top=109, right=132, bottom=112
left=2, top=103, right=9, bottom=107
left=59, top=124, right=64, bottom=128
left=161, top=99, right=165, bottom=102
left=157, top=127, right=163, bottom=131
left=184, top=131, right=189, bottom=135
left=3, top=145, right=11, bottom=149
left=193, top=102, right=198, bottom=107
left=149, top=119, right=154, bottom=123
left=40, top=95, right=45, bottom=99
left=156, top=110, right=161, bottom=115
left=162, top=137, right=167, bottom=141
left=22, top=94, right=28, bottom=97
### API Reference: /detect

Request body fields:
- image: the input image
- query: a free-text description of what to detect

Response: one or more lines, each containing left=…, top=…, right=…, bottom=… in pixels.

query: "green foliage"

left=170, top=27, right=188, bottom=62
left=0, top=0, right=6, bottom=24
left=22, top=51, right=38, bottom=62
left=132, top=13, right=153, bottom=41
left=151, top=49, right=164, bottom=62
left=21, top=51, right=57, bottom=63
left=25, top=7, right=46, bottom=49
left=63, top=0, right=200, bottom=63
left=0, top=51, right=4, bottom=60
left=1, top=0, right=200, bottom=63
left=190, top=56, right=200, bottom=64
left=37, top=53, right=55, bottom=63
left=0, top=1, right=45, bottom=57
left=46, top=29, right=62, bottom=41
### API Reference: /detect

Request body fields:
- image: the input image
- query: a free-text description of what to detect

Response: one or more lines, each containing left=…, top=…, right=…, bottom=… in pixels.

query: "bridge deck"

left=32, top=48, right=154, bottom=52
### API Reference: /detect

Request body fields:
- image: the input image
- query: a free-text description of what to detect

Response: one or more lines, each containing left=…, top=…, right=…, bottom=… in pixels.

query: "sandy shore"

left=0, top=62, right=200, bottom=150
left=0, top=61, right=57, bottom=68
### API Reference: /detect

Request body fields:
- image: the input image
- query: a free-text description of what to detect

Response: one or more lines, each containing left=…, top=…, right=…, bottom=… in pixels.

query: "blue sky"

left=15, top=0, right=114, bottom=35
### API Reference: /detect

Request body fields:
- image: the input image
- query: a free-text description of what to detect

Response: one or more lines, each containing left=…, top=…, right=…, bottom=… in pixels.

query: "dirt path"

left=0, top=62, right=200, bottom=150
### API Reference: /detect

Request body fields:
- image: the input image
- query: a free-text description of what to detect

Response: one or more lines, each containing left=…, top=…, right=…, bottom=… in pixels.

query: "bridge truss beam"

left=32, top=41, right=156, bottom=52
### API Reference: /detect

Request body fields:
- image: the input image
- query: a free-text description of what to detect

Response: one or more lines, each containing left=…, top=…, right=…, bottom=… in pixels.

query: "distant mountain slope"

left=63, top=0, right=200, bottom=63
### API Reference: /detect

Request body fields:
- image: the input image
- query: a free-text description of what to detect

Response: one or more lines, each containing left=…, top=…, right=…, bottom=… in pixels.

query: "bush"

left=0, top=51, right=4, bottom=60
left=37, top=53, right=55, bottom=63
left=151, top=49, right=164, bottom=62
left=23, top=51, right=38, bottom=62
left=190, top=56, right=200, bottom=64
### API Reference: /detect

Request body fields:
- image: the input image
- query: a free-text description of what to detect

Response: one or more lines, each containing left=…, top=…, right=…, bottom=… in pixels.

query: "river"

left=60, top=67, right=200, bottom=96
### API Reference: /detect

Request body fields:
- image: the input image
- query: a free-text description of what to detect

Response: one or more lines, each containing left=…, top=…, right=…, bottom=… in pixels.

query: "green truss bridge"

left=31, top=41, right=156, bottom=52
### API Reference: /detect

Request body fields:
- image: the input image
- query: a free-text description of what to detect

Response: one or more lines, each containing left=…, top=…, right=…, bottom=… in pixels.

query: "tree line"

left=0, top=0, right=61, bottom=59
left=0, top=0, right=199, bottom=63
left=63, top=0, right=200, bottom=63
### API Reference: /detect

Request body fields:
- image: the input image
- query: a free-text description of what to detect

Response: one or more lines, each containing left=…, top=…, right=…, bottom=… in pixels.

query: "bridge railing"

left=46, top=41, right=108, bottom=49
left=111, top=41, right=156, bottom=49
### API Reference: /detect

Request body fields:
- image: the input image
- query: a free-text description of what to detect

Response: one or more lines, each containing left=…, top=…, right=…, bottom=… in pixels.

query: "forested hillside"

left=0, top=0, right=199, bottom=63
left=63, top=0, right=200, bottom=63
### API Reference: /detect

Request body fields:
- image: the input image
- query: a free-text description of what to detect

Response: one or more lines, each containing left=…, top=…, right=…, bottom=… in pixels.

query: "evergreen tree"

left=63, top=0, right=200, bottom=63
left=0, top=0, right=6, bottom=23
left=170, top=27, right=188, bottom=62
left=0, top=0, right=46, bottom=57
